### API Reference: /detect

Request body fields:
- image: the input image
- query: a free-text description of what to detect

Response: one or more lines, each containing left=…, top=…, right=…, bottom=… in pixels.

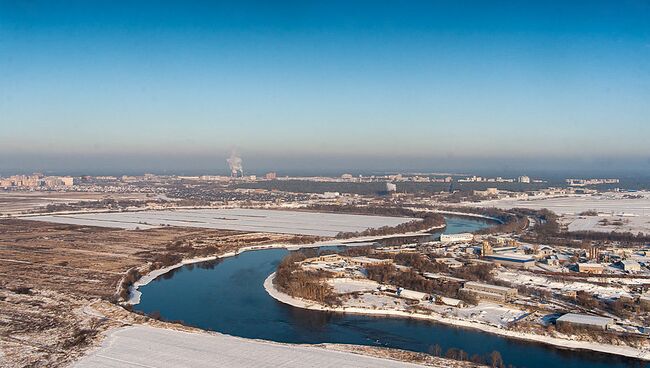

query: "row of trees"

left=428, top=344, right=508, bottom=368
left=273, top=253, right=341, bottom=306
left=336, top=213, right=445, bottom=239
left=436, top=206, right=529, bottom=235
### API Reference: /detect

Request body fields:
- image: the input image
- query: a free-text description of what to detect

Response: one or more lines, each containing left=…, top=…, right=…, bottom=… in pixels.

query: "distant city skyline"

left=1, top=1, right=649, bottom=173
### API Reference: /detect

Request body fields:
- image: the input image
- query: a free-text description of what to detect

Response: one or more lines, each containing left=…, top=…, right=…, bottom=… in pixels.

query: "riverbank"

left=126, top=229, right=444, bottom=305
left=74, top=325, right=478, bottom=368
left=264, top=273, right=650, bottom=362
left=429, top=210, right=503, bottom=224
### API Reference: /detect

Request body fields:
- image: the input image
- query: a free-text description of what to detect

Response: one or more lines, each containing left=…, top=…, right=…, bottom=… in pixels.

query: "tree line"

left=273, top=252, right=341, bottom=306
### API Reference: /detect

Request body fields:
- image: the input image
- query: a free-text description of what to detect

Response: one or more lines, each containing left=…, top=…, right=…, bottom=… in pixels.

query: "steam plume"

left=227, top=150, right=243, bottom=177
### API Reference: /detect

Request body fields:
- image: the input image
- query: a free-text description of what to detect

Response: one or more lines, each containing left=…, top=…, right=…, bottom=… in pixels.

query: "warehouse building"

left=440, top=233, right=474, bottom=243
left=484, top=254, right=535, bottom=269
left=578, top=263, right=604, bottom=274
left=617, top=260, right=641, bottom=273
left=556, top=313, right=614, bottom=331
left=460, top=281, right=518, bottom=303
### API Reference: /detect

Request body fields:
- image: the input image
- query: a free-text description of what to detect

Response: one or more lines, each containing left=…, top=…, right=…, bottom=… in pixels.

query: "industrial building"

left=396, top=288, right=428, bottom=301
left=484, top=254, right=535, bottom=269
left=578, top=263, right=605, bottom=274
left=460, top=281, right=518, bottom=303
left=617, top=260, right=641, bottom=273
left=556, top=313, right=614, bottom=331
left=440, top=233, right=474, bottom=243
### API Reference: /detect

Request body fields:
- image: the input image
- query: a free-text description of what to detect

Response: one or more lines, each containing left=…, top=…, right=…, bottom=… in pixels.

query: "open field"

left=0, top=217, right=474, bottom=368
left=74, top=326, right=463, bottom=368
left=469, top=192, right=650, bottom=233
left=0, top=191, right=151, bottom=216
left=0, top=219, right=314, bottom=367
left=24, top=208, right=416, bottom=236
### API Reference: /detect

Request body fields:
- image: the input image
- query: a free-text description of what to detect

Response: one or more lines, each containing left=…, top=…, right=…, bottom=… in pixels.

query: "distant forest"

left=232, top=180, right=552, bottom=195
left=232, top=177, right=650, bottom=195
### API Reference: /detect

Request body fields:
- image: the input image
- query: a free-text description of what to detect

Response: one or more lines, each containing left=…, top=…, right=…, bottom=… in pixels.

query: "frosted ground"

left=325, top=279, right=526, bottom=328
left=25, top=208, right=416, bottom=236
left=75, top=326, right=427, bottom=368
left=495, top=270, right=634, bottom=299
left=471, top=191, right=650, bottom=233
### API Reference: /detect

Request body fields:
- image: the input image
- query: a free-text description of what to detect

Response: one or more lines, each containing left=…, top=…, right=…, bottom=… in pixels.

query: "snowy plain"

left=74, top=325, right=427, bottom=368
left=469, top=191, right=650, bottom=233
left=25, top=208, right=416, bottom=236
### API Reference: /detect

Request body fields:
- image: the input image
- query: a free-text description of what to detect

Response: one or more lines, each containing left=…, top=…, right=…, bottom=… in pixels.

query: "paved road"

left=75, top=326, right=428, bottom=368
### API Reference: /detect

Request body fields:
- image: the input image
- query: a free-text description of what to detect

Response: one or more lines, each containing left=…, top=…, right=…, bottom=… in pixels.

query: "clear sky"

left=1, top=1, right=649, bottom=174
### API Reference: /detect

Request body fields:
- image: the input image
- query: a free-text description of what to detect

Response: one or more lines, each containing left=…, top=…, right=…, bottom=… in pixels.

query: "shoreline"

left=125, top=229, right=444, bottom=305
left=263, top=273, right=650, bottom=362
left=428, top=210, right=503, bottom=224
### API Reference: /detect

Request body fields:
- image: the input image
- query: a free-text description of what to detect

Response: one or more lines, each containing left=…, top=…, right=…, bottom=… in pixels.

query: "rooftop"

left=485, top=253, right=535, bottom=262
left=464, top=281, right=515, bottom=293
left=556, top=313, right=613, bottom=326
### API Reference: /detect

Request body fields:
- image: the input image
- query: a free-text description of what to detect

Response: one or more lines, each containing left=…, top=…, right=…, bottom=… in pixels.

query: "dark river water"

left=135, top=217, right=642, bottom=368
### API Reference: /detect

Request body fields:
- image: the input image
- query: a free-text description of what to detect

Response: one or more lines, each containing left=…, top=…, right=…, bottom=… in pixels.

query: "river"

left=134, top=217, right=641, bottom=368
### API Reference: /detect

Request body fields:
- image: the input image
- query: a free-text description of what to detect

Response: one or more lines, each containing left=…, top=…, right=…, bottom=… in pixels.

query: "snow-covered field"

left=75, top=325, right=427, bottom=368
left=24, top=208, right=416, bottom=236
left=565, top=215, right=650, bottom=233
left=470, top=192, right=650, bottom=233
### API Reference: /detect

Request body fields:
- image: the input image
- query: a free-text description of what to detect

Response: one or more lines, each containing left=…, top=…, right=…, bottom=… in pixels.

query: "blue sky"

left=1, top=1, right=649, bottom=173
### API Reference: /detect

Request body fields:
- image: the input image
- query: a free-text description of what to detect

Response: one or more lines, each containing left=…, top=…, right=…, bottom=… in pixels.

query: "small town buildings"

left=484, top=254, right=535, bottom=269
left=460, top=281, right=518, bottom=303
left=556, top=313, right=614, bottom=331
left=578, top=263, right=605, bottom=274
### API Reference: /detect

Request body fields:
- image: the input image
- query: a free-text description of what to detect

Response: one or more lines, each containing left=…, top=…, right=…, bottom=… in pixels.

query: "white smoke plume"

left=227, top=149, right=243, bottom=176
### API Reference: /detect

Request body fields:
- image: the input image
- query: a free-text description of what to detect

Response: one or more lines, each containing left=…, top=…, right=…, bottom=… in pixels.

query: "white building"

left=517, top=176, right=531, bottom=184
left=440, top=233, right=474, bottom=243
left=578, top=263, right=604, bottom=274
left=618, top=260, right=641, bottom=272
left=484, top=253, right=536, bottom=269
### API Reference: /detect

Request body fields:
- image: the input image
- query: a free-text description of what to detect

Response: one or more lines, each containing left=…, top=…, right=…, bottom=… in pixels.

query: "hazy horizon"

left=1, top=1, right=649, bottom=174
left=1, top=151, right=649, bottom=177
